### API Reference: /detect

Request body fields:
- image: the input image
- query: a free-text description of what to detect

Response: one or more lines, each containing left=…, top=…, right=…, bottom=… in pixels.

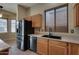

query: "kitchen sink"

left=42, top=35, right=61, bottom=39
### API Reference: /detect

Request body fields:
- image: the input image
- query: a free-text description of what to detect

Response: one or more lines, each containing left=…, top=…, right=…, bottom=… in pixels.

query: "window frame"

left=44, top=4, right=68, bottom=33
left=11, top=19, right=16, bottom=33
left=0, top=18, right=8, bottom=33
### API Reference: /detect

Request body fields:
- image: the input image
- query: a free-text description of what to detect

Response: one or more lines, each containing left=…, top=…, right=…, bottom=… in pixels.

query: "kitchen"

left=0, top=3, right=79, bottom=55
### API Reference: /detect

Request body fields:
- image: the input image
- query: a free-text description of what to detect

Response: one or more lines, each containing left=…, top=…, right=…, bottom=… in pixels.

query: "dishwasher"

left=30, top=36, right=37, bottom=52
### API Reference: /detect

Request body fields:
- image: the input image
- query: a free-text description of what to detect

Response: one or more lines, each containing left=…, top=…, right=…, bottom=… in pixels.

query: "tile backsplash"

left=74, top=27, right=79, bottom=34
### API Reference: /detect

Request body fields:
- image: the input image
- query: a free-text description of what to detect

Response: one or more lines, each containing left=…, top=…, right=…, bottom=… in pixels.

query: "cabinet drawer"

left=49, top=44, right=67, bottom=55
left=49, top=40, right=67, bottom=47
left=37, top=38, right=48, bottom=42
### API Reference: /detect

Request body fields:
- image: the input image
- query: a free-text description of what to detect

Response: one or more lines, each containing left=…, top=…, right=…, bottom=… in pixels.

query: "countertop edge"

left=29, top=34, right=79, bottom=45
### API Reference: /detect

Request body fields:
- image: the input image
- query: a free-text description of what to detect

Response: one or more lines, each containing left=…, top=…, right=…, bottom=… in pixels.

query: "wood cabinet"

left=37, top=37, right=68, bottom=55
left=49, top=40, right=68, bottom=55
left=75, top=4, right=79, bottom=27
left=37, top=38, right=48, bottom=55
left=36, top=37, right=79, bottom=55
left=25, top=14, right=42, bottom=28
left=0, top=49, right=9, bottom=55
left=32, top=14, right=42, bottom=28
left=68, top=43, right=79, bottom=55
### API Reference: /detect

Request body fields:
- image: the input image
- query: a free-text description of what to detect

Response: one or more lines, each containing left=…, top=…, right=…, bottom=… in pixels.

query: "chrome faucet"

left=48, top=27, right=52, bottom=36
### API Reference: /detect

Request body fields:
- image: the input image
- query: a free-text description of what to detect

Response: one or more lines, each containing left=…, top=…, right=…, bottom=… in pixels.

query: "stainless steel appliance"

left=16, top=19, right=34, bottom=51
left=30, top=36, right=37, bottom=52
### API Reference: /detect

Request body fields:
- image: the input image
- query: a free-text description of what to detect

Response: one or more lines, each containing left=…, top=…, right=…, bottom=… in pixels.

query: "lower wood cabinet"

left=37, top=37, right=68, bottom=55
left=68, top=43, right=79, bottom=55
left=37, top=37, right=79, bottom=55
left=37, top=38, right=48, bottom=55
left=49, top=40, right=68, bottom=55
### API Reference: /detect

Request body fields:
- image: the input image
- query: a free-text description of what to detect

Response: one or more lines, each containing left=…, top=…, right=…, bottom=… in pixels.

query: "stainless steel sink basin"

left=42, top=35, right=61, bottom=39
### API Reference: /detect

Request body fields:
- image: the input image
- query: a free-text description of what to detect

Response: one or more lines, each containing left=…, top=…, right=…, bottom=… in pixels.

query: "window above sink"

left=45, top=4, right=68, bottom=33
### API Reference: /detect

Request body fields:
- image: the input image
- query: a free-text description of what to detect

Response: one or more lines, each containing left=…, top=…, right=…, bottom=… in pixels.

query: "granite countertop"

left=28, top=34, right=43, bottom=37
left=29, top=33, right=79, bottom=44
left=0, top=39, right=10, bottom=51
left=39, top=36, right=79, bottom=44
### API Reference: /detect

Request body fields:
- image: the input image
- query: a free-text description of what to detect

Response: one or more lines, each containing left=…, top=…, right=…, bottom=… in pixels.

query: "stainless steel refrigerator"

left=16, top=19, right=34, bottom=51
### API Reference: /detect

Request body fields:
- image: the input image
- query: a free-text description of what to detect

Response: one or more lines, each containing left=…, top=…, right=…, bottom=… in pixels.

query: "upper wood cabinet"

left=74, top=4, right=79, bottom=27
left=32, top=14, right=42, bottom=28
left=49, top=40, right=68, bottom=55
left=25, top=14, right=42, bottom=28
left=37, top=37, right=48, bottom=55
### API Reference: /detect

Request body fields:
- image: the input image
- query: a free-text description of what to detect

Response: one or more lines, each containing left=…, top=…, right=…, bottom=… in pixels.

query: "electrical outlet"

left=71, top=29, right=74, bottom=33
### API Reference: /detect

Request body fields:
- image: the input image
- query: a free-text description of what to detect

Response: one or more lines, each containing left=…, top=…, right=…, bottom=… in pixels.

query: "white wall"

left=30, top=3, right=64, bottom=15
left=17, top=5, right=31, bottom=20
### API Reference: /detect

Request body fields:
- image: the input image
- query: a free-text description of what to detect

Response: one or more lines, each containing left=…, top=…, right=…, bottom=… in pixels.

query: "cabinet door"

left=49, top=40, right=68, bottom=55
left=45, top=10, right=55, bottom=32
left=75, top=4, right=79, bottom=27
left=37, top=38, right=48, bottom=55
left=68, top=43, right=79, bottom=55
left=32, top=14, right=42, bottom=28
left=56, top=6, right=68, bottom=33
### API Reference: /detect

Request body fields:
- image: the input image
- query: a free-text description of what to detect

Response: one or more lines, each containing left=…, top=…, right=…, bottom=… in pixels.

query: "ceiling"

left=0, top=3, right=38, bottom=13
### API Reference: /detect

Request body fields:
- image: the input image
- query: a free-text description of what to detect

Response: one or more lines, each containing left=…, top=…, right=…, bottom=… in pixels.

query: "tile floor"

left=5, top=40, right=37, bottom=55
